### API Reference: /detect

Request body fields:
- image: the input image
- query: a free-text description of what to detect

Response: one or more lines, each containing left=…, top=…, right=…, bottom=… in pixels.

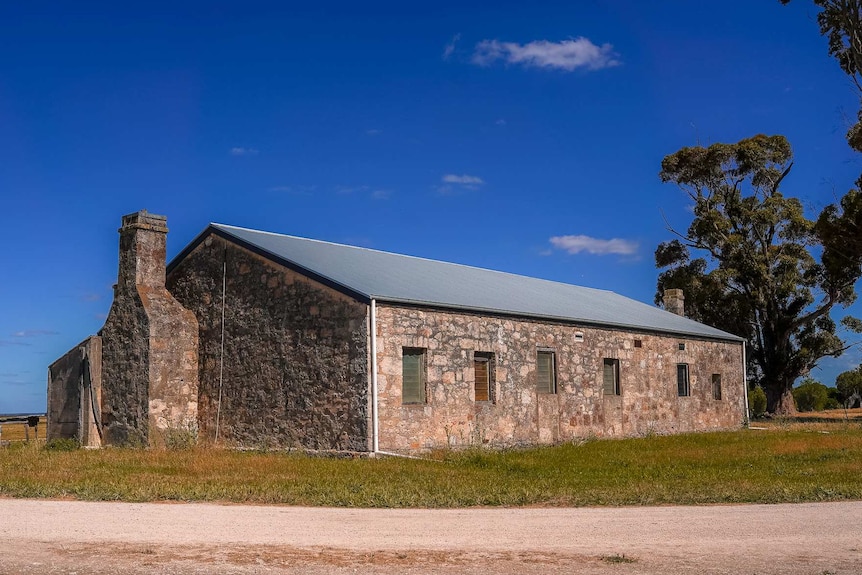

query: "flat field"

left=2, top=416, right=862, bottom=507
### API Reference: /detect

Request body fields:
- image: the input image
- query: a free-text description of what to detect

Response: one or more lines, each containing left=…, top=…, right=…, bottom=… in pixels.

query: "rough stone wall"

left=166, top=234, right=370, bottom=451
left=375, top=304, right=745, bottom=452
left=46, top=336, right=102, bottom=446
left=99, top=211, right=198, bottom=446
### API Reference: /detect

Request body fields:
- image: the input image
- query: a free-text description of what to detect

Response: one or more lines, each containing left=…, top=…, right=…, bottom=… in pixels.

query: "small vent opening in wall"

left=574, top=332, right=584, bottom=343
left=634, top=339, right=642, bottom=348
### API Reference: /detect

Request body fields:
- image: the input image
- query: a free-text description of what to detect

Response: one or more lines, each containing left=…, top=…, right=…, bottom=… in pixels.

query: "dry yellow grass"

left=0, top=416, right=47, bottom=442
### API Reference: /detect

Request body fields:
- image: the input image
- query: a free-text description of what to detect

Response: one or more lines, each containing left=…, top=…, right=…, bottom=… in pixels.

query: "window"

left=633, top=339, right=642, bottom=348
left=678, top=342, right=686, bottom=351
left=677, top=363, right=690, bottom=397
left=712, top=374, right=722, bottom=400
left=402, top=347, right=426, bottom=404
left=474, top=352, right=494, bottom=402
left=537, top=350, right=556, bottom=394
left=603, top=358, right=620, bottom=396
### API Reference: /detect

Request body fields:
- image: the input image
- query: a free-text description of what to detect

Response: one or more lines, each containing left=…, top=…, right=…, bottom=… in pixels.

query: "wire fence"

left=0, top=415, right=46, bottom=446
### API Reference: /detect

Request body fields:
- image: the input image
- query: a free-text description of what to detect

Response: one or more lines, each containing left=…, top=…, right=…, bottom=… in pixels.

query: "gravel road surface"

left=1, top=499, right=860, bottom=574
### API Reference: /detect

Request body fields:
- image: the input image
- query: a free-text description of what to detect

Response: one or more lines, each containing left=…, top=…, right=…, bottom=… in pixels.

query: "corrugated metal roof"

left=207, top=223, right=742, bottom=342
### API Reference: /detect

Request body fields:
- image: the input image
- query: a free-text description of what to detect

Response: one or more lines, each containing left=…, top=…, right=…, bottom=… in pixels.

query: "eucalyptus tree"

left=656, top=135, right=862, bottom=414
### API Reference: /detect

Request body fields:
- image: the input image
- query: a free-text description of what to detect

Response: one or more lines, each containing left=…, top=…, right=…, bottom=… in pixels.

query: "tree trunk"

left=765, top=383, right=797, bottom=416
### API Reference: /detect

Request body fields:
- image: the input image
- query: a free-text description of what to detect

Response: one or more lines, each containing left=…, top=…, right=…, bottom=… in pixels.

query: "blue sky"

left=1, top=1, right=861, bottom=413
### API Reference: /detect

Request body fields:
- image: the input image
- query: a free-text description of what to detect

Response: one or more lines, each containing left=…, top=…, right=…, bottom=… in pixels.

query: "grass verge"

left=2, top=424, right=862, bottom=507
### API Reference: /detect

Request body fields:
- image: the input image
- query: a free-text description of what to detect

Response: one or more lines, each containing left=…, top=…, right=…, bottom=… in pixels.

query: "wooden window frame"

left=536, top=350, right=557, bottom=394
left=473, top=352, right=494, bottom=403
left=402, top=347, right=427, bottom=404
left=677, top=363, right=690, bottom=397
left=712, top=373, right=722, bottom=400
left=603, top=358, right=621, bottom=396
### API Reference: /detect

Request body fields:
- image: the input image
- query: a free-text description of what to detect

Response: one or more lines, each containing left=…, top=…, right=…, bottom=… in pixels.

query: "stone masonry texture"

left=374, top=304, right=745, bottom=452
left=166, top=233, right=370, bottom=451
left=99, top=211, right=198, bottom=446
left=47, top=335, right=102, bottom=446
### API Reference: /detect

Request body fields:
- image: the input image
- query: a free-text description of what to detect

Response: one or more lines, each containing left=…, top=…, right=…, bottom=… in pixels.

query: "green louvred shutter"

left=603, top=359, right=617, bottom=395
left=537, top=351, right=554, bottom=393
left=402, top=349, right=425, bottom=403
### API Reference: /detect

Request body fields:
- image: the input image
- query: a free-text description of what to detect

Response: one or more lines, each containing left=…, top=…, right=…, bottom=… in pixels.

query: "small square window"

left=677, top=363, right=690, bottom=397
left=474, top=352, right=495, bottom=403
left=633, top=339, right=642, bottom=348
left=712, top=374, right=722, bottom=400
left=603, top=358, right=620, bottom=396
left=537, top=350, right=557, bottom=394
left=678, top=342, right=686, bottom=351
left=402, top=347, right=427, bottom=404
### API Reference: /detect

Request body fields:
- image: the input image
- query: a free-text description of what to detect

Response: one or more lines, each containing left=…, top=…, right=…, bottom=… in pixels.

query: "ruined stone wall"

left=166, top=234, right=370, bottom=450
left=375, top=304, right=745, bottom=452
left=46, top=336, right=102, bottom=446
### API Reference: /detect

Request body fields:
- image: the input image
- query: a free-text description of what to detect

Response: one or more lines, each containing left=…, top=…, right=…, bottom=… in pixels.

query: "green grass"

left=2, top=425, right=862, bottom=507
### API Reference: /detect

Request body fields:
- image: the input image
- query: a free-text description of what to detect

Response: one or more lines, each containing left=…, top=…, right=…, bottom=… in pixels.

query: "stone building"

left=48, top=210, right=747, bottom=452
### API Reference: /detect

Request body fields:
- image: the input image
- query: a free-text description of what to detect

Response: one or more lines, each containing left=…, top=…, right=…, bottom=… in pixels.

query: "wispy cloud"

left=366, top=129, right=382, bottom=136
left=267, top=185, right=316, bottom=195
left=371, top=189, right=392, bottom=200
left=442, top=174, right=484, bottom=185
left=335, top=185, right=370, bottom=195
left=230, top=147, right=259, bottom=156
left=443, top=33, right=461, bottom=60
left=549, top=235, right=638, bottom=256
left=12, top=330, right=58, bottom=338
left=495, top=118, right=507, bottom=126
left=472, top=37, right=620, bottom=72
left=438, top=173, right=485, bottom=195
left=0, top=340, right=31, bottom=347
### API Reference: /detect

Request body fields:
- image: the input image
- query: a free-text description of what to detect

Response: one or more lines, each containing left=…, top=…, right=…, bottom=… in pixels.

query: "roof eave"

left=372, top=296, right=745, bottom=343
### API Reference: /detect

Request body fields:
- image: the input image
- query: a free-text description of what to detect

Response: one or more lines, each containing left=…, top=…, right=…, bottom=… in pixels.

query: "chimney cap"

left=119, top=210, right=168, bottom=233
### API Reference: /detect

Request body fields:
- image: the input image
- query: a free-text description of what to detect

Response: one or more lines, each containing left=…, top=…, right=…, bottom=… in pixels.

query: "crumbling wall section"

left=46, top=335, right=102, bottom=446
left=167, top=233, right=369, bottom=451
left=375, top=304, right=745, bottom=452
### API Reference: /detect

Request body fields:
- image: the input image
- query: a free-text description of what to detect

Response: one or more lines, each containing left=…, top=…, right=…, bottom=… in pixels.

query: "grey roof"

left=203, top=223, right=742, bottom=342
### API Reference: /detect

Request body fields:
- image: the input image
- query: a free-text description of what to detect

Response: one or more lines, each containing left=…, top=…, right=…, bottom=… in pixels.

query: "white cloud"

left=442, top=174, right=484, bottom=185
left=267, top=185, right=315, bottom=195
left=472, top=37, right=620, bottom=72
left=230, top=147, right=259, bottom=156
left=12, top=330, right=58, bottom=338
left=443, top=33, right=461, bottom=60
left=495, top=118, right=507, bottom=126
left=438, top=173, right=485, bottom=195
left=335, top=185, right=370, bottom=195
left=549, top=235, right=638, bottom=256
left=371, top=189, right=391, bottom=200
left=366, top=129, right=382, bottom=136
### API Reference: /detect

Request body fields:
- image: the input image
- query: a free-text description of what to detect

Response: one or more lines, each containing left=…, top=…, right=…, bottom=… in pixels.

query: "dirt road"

left=1, top=498, right=860, bottom=574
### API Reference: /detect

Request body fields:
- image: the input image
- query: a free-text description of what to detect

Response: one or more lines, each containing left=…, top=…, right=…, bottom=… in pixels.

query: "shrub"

left=792, top=378, right=829, bottom=412
left=44, top=438, right=79, bottom=452
left=748, top=386, right=767, bottom=418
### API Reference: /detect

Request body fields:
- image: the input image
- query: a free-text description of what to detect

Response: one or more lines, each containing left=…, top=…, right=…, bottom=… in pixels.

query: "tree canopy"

left=656, top=135, right=862, bottom=414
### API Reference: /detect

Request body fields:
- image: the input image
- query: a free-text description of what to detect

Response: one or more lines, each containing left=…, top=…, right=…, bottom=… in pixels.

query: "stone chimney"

left=663, top=289, right=685, bottom=317
left=116, top=210, right=169, bottom=291
left=100, top=210, right=199, bottom=447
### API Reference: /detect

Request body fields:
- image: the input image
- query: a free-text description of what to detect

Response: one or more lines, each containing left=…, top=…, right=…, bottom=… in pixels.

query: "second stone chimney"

left=663, top=289, right=685, bottom=317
